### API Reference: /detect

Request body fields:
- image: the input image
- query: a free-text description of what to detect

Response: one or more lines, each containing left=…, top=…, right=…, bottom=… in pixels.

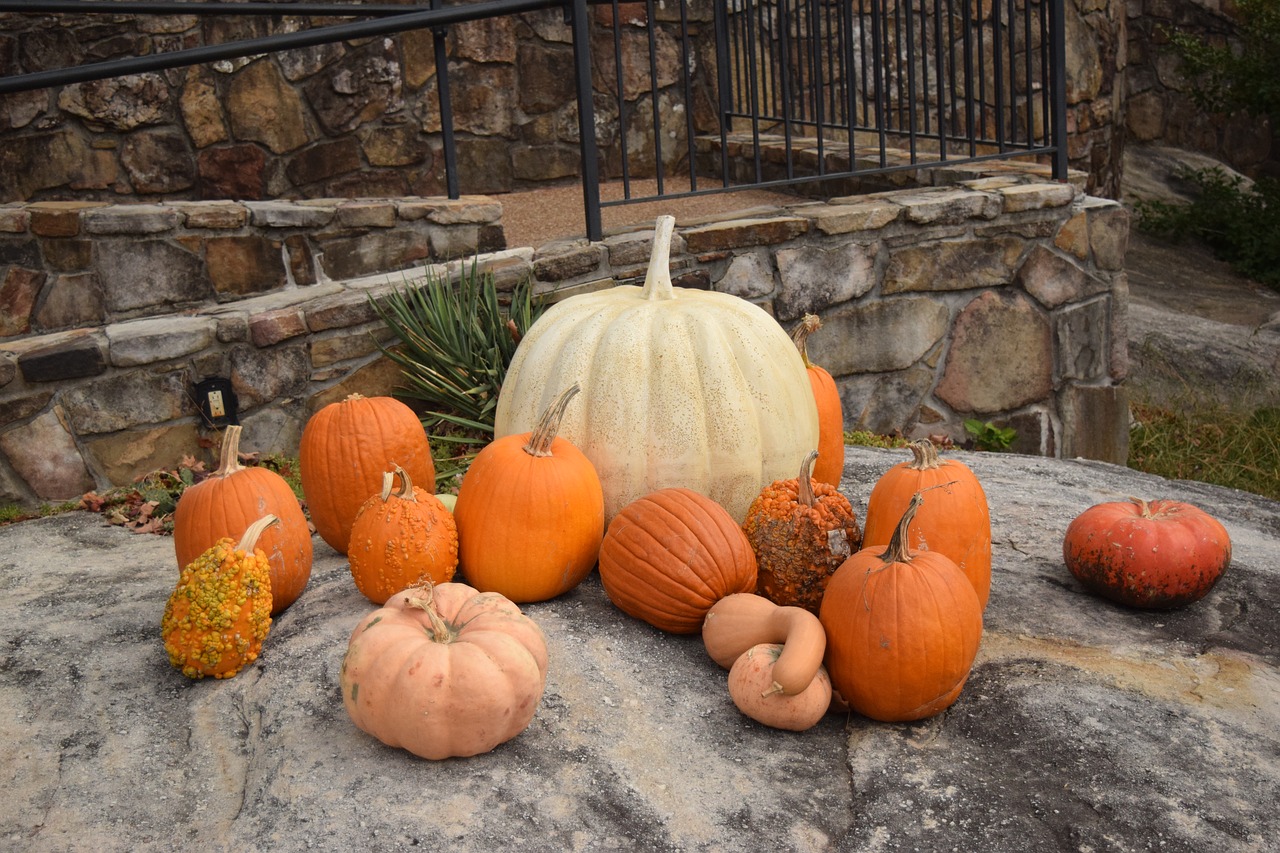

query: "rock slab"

left=1, top=447, right=1277, bottom=852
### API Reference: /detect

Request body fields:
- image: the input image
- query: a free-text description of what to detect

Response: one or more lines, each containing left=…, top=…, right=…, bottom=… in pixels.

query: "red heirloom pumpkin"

left=173, top=425, right=312, bottom=614
left=791, top=315, right=845, bottom=488
left=1062, top=497, right=1231, bottom=609
left=820, top=494, right=983, bottom=722
left=598, top=488, right=757, bottom=634
left=862, top=439, right=992, bottom=609
left=299, top=393, right=436, bottom=555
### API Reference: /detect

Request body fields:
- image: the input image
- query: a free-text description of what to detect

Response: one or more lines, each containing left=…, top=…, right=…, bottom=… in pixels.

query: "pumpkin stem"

left=213, top=425, right=247, bottom=477
left=790, top=314, right=822, bottom=369
left=882, top=492, right=924, bottom=564
left=381, top=465, right=417, bottom=502
left=762, top=680, right=786, bottom=698
left=237, top=514, right=279, bottom=553
left=906, top=439, right=943, bottom=471
left=404, top=584, right=457, bottom=644
left=797, top=450, right=819, bottom=507
left=1129, top=496, right=1152, bottom=517
left=640, top=214, right=677, bottom=302
left=524, top=383, right=580, bottom=458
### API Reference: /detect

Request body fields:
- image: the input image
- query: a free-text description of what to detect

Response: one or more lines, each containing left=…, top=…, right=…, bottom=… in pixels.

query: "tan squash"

left=701, top=592, right=826, bottom=695
left=728, top=644, right=833, bottom=731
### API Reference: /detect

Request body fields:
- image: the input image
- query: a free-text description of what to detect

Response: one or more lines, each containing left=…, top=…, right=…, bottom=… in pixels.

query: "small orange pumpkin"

left=348, top=465, right=458, bottom=604
left=742, top=450, right=861, bottom=613
left=820, top=493, right=983, bottom=722
left=299, top=393, right=436, bottom=555
left=598, top=488, right=757, bottom=634
left=862, top=439, right=992, bottom=608
left=172, top=425, right=312, bottom=614
left=791, top=314, right=845, bottom=488
left=453, top=384, right=604, bottom=602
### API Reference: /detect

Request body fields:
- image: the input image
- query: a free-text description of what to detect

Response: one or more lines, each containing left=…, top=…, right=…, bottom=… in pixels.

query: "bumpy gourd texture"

left=161, top=538, right=273, bottom=680
left=494, top=217, right=818, bottom=524
left=743, top=475, right=862, bottom=614
left=348, top=484, right=458, bottom=605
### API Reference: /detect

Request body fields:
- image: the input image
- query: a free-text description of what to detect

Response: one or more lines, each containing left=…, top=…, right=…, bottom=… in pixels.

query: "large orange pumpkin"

left=173, top=425, right=312, bottom=615
left=597, top=487, right=757, bottom=634
left=348, top=465, right=458, bottom=604
left=453, top=384, right=604, bottom=603
left=1062, top=497, right=1231, bottom=608
left=862, top=440, right=992, bottom=609
left=299, top=393, right=436, bottom=555
left=791, top=314, right=845, bottom=488
left=820, top=493, right=983, bottom=722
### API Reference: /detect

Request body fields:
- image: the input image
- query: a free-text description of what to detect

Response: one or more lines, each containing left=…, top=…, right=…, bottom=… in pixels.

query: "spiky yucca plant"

left=372, top=262, right=545, bottom=485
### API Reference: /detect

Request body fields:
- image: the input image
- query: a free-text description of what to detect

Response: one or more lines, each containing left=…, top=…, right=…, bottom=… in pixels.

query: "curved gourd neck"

left=640, top=214, right=677, bottom=302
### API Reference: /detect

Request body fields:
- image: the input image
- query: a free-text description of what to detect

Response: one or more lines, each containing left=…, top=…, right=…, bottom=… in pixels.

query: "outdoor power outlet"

left=195, top=377, right=239, bottom=428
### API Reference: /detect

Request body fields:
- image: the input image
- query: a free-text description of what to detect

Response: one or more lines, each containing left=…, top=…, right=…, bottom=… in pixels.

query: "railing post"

left=431, top=0, right=459, bottom=199
left=570, top=0, right=603, bottom=241
left=1049, top=0, right=1069, bottom=181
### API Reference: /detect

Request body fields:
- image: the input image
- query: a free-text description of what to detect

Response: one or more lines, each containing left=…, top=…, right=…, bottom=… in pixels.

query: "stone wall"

left=0, top=160, right=1131, bottom=508
left=1125, top=0, right=1275, bottom=176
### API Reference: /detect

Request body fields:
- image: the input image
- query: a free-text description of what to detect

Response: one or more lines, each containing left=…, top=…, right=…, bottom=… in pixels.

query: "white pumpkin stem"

left=524, top=383, right=580, bottom=458
left=380, top=465, right=417, bottom=502
left=214, top=425, right=247, bottom=477
left=640, top=214, right=677, bottom=301
left=906, top=439, right=943, bottom=471
left=790, top=314, right=821, bottom=369
left=237, top=514, right=279, bottom=552
left=797, top=450, right=819, bottom=507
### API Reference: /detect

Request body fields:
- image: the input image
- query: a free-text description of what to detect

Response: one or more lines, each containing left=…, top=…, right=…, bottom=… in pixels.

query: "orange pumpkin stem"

left=380, top=465, right=418, bottom=503
left=797, top=450, right=819, bottom=508
left=906, top=439, right=943, bottom=471
left=237, top=514, right=279, bottom=552
left=524, top=383, right=580, bottom=458
left=790, top=314, right=822, bottom=369
left=213, top=425, right=247, bottom=477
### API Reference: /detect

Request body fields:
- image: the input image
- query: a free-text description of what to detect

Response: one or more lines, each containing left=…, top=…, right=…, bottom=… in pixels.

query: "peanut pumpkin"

left=702, top=592, right=826, bottom=695
left=742, top=450, right=861, bottom=613
left=728, top=644, right=833, bottom=732
left=161, top=515, right=276, bottom=680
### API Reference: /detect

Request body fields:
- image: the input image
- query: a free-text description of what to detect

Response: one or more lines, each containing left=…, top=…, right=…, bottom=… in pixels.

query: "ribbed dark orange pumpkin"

left=173, top=426, right=312, bottom=615
left=820, top=494, right=983, bottom=722
left=791, top=314, right=845, bottom=488
left=299, top=393, right=436, bottom=555
left=597, top=488, right=757, bottom=634
left=862, top=440, right=992, bottom=609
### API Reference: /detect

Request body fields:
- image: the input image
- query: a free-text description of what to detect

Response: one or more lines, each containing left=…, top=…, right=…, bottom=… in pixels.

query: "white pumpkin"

left=494, top=215, right=819, bottom=523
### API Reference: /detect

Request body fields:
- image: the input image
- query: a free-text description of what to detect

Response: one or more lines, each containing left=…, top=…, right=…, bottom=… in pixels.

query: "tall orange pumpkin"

left=791, top=314, right=845, bottom=488
left=597, top=487, right=757, bottom=634
left=348, top=465, right=458, bottom=604
left=299, top=393, right=436, bottom=555
left=862, top=439, right=992, bottom=608
left=173, top=425, right=312, bottom=615
left=453, top=384, right=604, bottom=603
left=819, top=494, right=983, bottom=722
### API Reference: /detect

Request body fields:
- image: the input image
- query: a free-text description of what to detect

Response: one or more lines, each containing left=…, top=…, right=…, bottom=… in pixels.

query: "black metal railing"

left=0, top=0, right=1067, bottom=242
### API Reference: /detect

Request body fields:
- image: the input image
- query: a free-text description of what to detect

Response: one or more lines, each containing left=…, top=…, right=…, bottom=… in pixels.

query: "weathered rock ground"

left=1, top=442, right=1277, bottom=853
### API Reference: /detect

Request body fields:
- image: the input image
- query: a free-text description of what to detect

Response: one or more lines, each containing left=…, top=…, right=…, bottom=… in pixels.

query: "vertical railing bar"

left=904, top=0, right=918, bottom=161
left=810, top=0, right=827, bottom=174
left=841, top=0, right=859, bottom=167
left=743, top=0, right=766, bottom=183
left=947, top=0, right=959, bottom=143
left=778, top=0, right=795, bottom=179
left=872, top=0, right=887, bottom=165
left=934, top=0, right=947, bottom=159
left=1006, top=0, right=1018, bottom=145
left=919, top=0, right=932, bottom=138
left=1049, top=0, right=1068, bottom=179
left=992, top=0, right=1005, bottom=148
left=713, top=0, right=734, bottom=187
left=1039, top=0, right=1050, bottom=147
left=609, top=0, right=633, bottom=197
left=679, top=0, right=699, bottom=191
left=570, top=0, right=602, bottom=240
left=859, top=0, right=871, bottom=127
left=645, top=0, right=664, bottom=195
left=976, top=0, right=987, bottom=142
left=1023, top=0, right=1034, bottom=147
left=429, top=0, right=458, bottom=199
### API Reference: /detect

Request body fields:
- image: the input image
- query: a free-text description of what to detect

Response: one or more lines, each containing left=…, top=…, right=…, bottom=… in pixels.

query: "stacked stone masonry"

left=0, top=160, right=1129, bottom=508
